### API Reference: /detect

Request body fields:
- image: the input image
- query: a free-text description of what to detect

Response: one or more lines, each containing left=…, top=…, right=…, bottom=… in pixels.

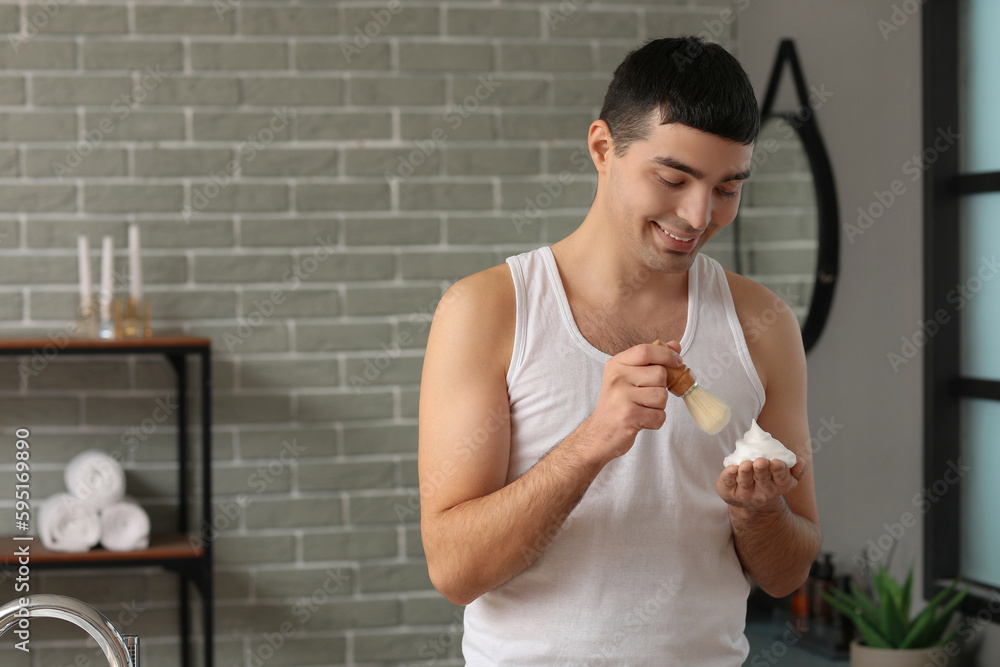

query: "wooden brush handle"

left=652, top=339, right=696, bottom=396
left=665, top=365, right=696, bottom=396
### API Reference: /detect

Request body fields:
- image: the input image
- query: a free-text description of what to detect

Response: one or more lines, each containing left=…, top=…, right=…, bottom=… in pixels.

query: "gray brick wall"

left=0, top=2, right=738, bottom=666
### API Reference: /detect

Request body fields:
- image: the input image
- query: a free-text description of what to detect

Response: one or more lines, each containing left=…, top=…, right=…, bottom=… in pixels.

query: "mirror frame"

left=755, top=39, right=840, bottom=352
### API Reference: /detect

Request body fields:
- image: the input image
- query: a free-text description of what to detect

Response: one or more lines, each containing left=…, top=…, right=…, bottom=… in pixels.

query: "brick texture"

left=0, top=3, right=744, bottom=666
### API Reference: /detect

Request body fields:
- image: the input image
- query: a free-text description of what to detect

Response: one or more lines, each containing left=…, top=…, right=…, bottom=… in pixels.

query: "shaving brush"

left=652, top=339, right=731, bottom=435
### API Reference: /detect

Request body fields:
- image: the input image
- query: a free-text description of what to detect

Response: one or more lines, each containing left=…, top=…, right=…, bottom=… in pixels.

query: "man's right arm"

left=418, top=265, right=681, bottom=605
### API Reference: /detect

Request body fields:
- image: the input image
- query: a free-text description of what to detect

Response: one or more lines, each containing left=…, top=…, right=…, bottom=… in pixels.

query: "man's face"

left=603, top=117, right=754, bottom=275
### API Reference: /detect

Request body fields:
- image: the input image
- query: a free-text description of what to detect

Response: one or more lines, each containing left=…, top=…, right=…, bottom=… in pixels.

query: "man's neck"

left=551, top=213, right=690, bottom=310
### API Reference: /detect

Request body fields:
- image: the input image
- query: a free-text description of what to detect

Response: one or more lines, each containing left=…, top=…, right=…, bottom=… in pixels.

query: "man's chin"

left=646, top=249, right=700, bottom=275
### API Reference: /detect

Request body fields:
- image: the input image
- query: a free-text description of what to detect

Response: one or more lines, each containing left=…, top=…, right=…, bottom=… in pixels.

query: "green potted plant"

left=822, top=563, right=968, bottom=667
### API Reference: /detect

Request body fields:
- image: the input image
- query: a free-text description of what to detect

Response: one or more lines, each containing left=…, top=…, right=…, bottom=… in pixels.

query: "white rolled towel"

left=39, top=493, right=101, bottom=553
left=65, top=449, right=126, bottom=510
left=100, top=498, right=150, bottom=552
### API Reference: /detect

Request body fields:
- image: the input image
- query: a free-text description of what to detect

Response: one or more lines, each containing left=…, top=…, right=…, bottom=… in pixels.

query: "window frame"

left=922, top=0, right=1000, bottom=613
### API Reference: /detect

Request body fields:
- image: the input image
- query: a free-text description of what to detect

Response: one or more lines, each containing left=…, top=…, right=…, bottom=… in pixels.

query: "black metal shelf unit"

left=0, top=336, right=213, bottom=667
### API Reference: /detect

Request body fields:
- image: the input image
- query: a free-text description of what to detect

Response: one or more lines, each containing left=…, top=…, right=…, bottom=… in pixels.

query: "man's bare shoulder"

left=430, top=263, right=516, bottom=374
left=723, top=270, right=800, bottom=336
left=437, top=263, right=515, bottom=323
left=723, top=270, right=804, bottom=386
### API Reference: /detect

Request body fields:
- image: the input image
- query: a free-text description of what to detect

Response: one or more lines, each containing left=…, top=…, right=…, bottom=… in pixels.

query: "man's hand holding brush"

left=578, top=340, right=685, bottom=463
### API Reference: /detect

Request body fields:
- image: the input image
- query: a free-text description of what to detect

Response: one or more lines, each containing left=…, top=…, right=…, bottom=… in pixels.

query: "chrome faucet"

left=0, top=594, right=139, bottom=667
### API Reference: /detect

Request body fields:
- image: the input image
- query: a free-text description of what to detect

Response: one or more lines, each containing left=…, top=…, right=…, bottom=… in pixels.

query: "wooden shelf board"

left=0, top=335, right=211, bottom=352
left=0, top=533, right=204, bottom=565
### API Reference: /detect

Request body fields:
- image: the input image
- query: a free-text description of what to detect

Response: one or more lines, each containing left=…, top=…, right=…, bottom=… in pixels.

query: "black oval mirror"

left=733, top=39, right=839, bottom=352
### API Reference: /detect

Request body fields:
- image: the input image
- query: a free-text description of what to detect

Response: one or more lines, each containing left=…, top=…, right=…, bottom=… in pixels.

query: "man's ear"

left=588, top=120, right=614, bottom=175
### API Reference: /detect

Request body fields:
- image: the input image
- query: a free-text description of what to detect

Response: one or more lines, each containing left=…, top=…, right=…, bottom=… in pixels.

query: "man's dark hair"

left=599, top=37, right=760, bottom=155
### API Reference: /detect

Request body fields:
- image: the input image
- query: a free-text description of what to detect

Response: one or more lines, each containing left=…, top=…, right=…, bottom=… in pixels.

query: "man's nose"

left=674, top=189, right=712, bottom=230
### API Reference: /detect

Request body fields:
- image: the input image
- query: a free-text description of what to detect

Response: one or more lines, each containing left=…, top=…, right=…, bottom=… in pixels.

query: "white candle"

left=128, top=223, right=143, bottom=301
left=100, top=235, right=114, bottom=320
left=77, top=235, right=91, bottom=305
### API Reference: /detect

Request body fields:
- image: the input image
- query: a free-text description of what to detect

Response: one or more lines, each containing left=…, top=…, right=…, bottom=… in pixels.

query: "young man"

left=418, top=37, right=821, bottom=665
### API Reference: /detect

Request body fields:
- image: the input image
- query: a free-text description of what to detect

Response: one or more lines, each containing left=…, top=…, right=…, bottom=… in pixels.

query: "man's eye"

left=656, top=176, right=680, bottom=187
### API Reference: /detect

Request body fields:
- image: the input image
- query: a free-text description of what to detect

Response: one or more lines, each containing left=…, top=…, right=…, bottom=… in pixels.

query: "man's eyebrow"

left=650, top=155, right=751, bottom=183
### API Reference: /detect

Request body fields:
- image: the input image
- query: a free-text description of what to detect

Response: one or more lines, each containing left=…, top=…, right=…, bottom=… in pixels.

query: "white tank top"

left=461, top=246, right=766, bottom=666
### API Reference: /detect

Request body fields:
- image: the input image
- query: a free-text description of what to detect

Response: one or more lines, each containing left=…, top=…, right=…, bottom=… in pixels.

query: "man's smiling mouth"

left=652, top=220, right=698, bottom=244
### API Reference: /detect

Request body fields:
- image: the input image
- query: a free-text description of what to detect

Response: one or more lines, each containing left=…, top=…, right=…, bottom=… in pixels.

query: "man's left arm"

left=719, top=279, right=822, bottom=598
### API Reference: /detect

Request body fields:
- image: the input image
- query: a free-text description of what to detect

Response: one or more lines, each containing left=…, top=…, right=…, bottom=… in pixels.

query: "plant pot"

left=850, top=640, right=956, bottom=667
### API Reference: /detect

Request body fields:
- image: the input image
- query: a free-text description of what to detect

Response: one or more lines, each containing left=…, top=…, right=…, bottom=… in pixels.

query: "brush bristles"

left=681, top=383, right=731, bottom=435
